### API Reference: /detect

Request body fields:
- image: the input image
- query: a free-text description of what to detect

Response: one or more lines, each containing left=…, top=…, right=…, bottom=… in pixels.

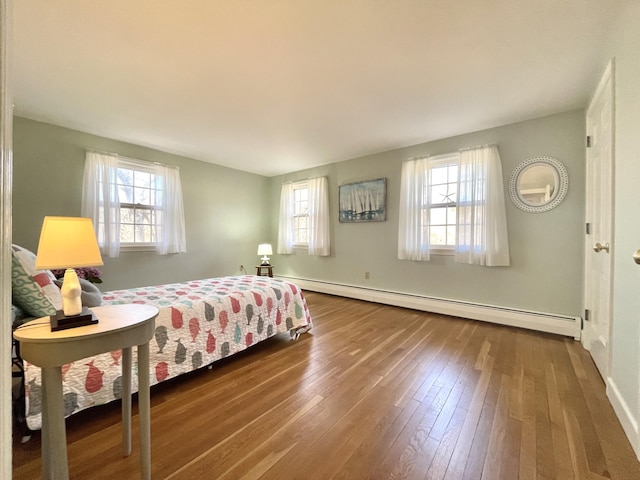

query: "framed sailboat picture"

left=339, top=178, right=387, bottom=223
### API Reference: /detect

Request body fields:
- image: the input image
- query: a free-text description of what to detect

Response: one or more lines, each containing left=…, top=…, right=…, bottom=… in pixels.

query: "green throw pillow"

left=11, top=244, right=62, bottom=318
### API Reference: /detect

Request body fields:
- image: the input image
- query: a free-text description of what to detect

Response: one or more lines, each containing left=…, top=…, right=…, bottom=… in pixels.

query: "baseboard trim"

left=280, top=275, right=581, bottom=340
left=607, top=377, right=640, bottom=460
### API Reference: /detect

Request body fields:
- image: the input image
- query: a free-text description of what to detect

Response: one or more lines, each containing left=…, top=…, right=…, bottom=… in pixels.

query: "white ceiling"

left=12, top=1, right=619, bottom=177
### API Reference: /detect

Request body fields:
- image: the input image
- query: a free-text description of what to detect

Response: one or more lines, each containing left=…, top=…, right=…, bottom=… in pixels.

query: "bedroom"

left=2, top=1, right=640, bottom=478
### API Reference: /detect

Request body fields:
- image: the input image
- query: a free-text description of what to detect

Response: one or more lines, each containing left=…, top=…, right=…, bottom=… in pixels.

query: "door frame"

left=0, top=0, right=12, bottom=477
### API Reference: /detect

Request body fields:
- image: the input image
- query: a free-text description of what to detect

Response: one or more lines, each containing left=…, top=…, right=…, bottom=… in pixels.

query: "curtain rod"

left=458, top=143, right=497, bottom=152
left=405, top=143, right=497, bottom=161
left=405, top=152, right=458, bottom=162
left=405, top=154, right=431, bottom=162
left=86, top=148, right=118, bottom=157
left=86, top=149, right=179, bottom=170
left=282, top=175, right=326, bottom=185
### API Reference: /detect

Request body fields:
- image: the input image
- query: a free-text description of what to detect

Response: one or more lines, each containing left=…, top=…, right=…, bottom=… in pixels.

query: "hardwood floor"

left=12, top=292, right=640, bottom=479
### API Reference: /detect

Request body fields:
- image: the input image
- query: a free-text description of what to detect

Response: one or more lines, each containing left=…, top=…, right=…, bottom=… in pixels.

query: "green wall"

left=268, top=109, right=586, bottom=317
left=13, top=111, right=587, bottom=319
left=12, top=117, right=270, bottom=291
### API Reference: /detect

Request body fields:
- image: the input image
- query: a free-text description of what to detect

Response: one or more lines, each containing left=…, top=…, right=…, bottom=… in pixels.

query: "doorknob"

left=593, top=242, right=610, bottom=253
left=634, top=250, right=640, bottom=265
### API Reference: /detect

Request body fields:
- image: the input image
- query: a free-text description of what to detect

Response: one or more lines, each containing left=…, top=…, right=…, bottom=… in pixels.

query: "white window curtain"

left=81, top=151, right=121, bottom=257
left=153, top=163, right=187, bottom=255
left=277, top=182, right=295, bottom=254
left=308, top=176, right=330, bottom=256
left=455, top=144, right=510, bottom=266
left=398, top=156, right=431, bottom=261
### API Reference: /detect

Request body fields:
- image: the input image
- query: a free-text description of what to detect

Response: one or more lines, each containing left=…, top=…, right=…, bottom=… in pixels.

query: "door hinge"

left=586, top=135, right=592, bottom=147
left=586, top=222, right=591, bottom=235
left=584, top=309, right=590, bottom=322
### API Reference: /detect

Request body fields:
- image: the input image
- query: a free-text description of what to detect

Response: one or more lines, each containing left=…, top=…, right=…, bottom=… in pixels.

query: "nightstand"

left=13, top=304, right=159, bottom=480
left=256, top=265, right=274, bottom=277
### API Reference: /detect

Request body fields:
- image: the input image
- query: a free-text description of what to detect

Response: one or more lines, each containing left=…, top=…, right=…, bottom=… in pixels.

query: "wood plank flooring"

left=12, top=292, right=640, bottom=479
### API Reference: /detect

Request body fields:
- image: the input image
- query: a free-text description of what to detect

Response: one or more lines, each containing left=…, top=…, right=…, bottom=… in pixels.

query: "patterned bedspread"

left=23, top=275, right=312, bottom=431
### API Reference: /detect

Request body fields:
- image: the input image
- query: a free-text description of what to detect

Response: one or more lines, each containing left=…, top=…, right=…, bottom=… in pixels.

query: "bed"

left=15, top=272, right=312, bottom=432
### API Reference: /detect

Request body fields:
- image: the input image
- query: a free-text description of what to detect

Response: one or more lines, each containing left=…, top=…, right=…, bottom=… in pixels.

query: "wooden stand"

left=256, top=265, right=274, bottom=277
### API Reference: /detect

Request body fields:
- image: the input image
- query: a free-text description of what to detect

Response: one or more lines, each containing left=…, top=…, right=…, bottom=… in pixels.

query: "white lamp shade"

left=35, top=216, right=104, bottom=270
left=257, top=244, right=273, bottom=256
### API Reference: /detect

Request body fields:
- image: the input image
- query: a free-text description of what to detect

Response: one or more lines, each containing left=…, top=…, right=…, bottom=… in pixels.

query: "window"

left=292, top=182, right=309, bottom=245
left=82, top=151, right=186, bottom=257
left=277, top=177, right=330, bottom=256
left=117, top=159, right=160, bottom=247
left=425, top=155, right=459, bottom=251
left=398, top=145, right=510, bottom=266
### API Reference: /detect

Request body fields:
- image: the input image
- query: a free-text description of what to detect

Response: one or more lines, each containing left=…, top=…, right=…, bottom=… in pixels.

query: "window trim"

left=116, top=157, right=159, bottom=252
left=291, top=180, right=310, bottom=248
left=426, top=153, right=459, bottom=255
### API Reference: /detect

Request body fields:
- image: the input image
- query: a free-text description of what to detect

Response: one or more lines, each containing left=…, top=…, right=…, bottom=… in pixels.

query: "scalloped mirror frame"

left=509, top=156, right=569, bottom=213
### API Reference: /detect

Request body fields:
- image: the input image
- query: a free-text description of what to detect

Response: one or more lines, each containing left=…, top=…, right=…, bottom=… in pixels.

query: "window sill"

left=119, top=244, right=156, bottom=253
left=429, top=248, right=455, bottom=256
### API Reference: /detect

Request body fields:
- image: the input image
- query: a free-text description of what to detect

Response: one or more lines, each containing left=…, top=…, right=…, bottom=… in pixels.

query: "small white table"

left=14, top=304, right=159, bottom=480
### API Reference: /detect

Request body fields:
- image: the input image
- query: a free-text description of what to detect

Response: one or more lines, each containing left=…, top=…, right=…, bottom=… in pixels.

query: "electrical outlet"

left=364, top=271, right=370, bottom=279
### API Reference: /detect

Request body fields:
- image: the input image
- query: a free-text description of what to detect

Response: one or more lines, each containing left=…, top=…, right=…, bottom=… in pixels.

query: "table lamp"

left=257, top=243, right=272, bottom=266
left=35, top=216, right=104, bottom=331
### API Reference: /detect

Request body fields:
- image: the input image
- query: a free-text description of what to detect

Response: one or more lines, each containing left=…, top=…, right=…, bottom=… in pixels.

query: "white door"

left=583, top=60, right=614, bottom=380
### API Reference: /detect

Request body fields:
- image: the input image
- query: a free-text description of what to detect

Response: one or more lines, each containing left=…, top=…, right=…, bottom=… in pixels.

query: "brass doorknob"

left=634, top=250, right=640, bottom=265
left=593, top=242, right=610, bottom=253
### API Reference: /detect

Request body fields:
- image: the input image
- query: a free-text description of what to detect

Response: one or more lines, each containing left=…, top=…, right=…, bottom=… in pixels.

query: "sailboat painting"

left=339, top=178, right=387, bottom=223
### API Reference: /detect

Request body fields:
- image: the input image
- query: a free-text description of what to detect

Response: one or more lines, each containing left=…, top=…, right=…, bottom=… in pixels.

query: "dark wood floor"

left=12, top=292, right=640, bottom=479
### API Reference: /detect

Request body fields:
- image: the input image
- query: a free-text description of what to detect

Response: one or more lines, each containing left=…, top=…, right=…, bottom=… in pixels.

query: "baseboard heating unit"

left=279, top=276, right=581, bottom=340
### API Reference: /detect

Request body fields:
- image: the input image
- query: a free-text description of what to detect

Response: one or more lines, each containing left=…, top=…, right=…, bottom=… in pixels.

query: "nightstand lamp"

left=35, top=216, right=104, bottom=331
left=257, top=243, right=273, bottom=266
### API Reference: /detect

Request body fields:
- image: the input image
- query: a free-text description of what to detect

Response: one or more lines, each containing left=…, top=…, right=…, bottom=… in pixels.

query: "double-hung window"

left=117, top=158, right=160, bottom=248
left=277, top=177, right=330, bottom=256
left=398, top=152, right=459, bottom=261
left=425, top=154, right=459, bottom=252
left=291, top=181, right=309, bottom=246
left=398, top=144, right=510, bottom=266
left=82, top=151, right=186, bottom=257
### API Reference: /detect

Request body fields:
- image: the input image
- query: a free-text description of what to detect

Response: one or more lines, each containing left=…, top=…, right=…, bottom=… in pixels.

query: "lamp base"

left=50, top=307, right=99, bottom=331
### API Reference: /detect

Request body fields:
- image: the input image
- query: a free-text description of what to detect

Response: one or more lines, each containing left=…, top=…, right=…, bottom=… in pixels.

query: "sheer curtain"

left=153, top=163, right=187, bottom=254
left=308, top=176, right=330, bottom=256
left=277, top=182, right=294, bottom=254
left=81, top=151, right=121, bottom=257
left=398, top=156, right=431, bottom=261
left=455, top=144, right=510, bottom=266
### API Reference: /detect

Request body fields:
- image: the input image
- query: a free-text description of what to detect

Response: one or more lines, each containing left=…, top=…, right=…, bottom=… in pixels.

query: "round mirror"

left=509, top=156, right=568, bottom=212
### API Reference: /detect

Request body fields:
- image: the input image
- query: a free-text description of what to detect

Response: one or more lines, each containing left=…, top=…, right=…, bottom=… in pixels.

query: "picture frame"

left=339, top=178, right=387, bottom=223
